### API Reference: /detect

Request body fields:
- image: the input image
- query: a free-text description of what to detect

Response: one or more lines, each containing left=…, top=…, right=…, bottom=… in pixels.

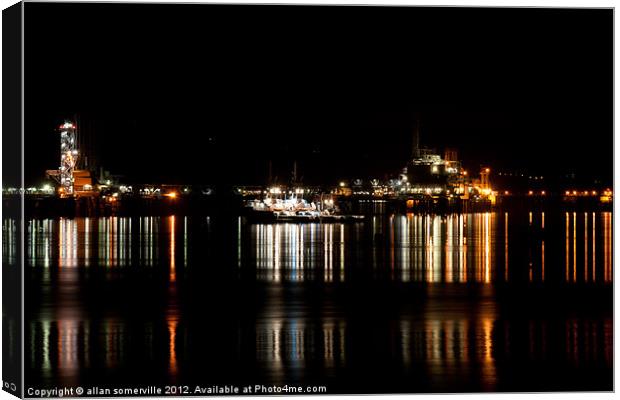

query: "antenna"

left=292, top=160, right=298, bottom=184
left=412, top=113, right=420, bottom=159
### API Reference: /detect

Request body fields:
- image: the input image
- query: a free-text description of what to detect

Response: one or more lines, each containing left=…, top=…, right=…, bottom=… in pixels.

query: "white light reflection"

left=252, top=223, right=347, bottom=282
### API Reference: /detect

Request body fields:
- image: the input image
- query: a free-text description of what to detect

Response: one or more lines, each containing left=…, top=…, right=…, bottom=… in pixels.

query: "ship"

left=243, top=191, right=364, bottom=223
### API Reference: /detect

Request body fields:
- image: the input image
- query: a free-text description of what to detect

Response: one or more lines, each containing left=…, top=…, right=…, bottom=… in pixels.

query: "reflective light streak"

left=541, top=240, right=545, bottom=282
left=168, top=318, right=178, bottom=375
left=169, top=216, right=176, bottom=282
left=565, top=213, right=570, bottom=282
left=252, top=223, right=347, bottom=282
left=604, top=212, right=611, bottom=282
left=584, top=213, right=588, bottom=282
left=592, top=213, right=596, bottom=282
left=573, top=212, right=577, bottom=282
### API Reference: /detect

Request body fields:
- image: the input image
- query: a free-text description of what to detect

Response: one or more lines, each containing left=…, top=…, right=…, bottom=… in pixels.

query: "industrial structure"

left=46, top=121, right=94, bottom=198
left=8, top=117, right=606, bottom=217
left=395, top=118, right=491, bottom=203
left=328, top=117, right=499, bottom=209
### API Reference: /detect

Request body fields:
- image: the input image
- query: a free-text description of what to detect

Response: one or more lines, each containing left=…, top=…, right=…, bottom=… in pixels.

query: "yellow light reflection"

left=592, top=213, right=596, bottom=282
left=584, top=213, right=588, bottom=282
left=565, top=212, right=569, bottom=282
left=416, top=316, right=496, bottom=390
left=168, top=318, right=178, bottom=375
left=445, top=216, right=453, bottom=283
left=169, top=216, right=176, bottom=282
left=573, top=212, right=577, bottom=282
left=604, top=212, right=611, bottom=282
left=339, top=224, right=345, bottom=281
left=484, top=213, right=491, bottom=283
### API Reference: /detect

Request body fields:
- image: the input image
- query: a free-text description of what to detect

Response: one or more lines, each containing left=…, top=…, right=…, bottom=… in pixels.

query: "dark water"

left=14, top=210, right=612, bottom=393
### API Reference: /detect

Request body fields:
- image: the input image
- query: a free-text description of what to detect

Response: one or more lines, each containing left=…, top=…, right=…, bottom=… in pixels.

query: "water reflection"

left=563, top=212, right=612, bottom=284
left=603, top=212, right=612, bottom=282
left=3, top=219, right=17, bottom=264
left=23, top=216, right=193, bottom=277
left=169, top=216, right=176, bottom=282
left=26, top=311, right=612, bottom=390
left=251, top=213, right=498, bottom=283
left=255, top=318, right=347, bottom=378
left=251, top=223, right=350, bottom=282
left=20, top=211, right=613, bottom=391
left=168, top=318, right=178, bottom=376
left=396, top=316, right=496, bottom=389
left=493, top=317, right=613, bottom=368
left=18, top=212, right=614, bottom=285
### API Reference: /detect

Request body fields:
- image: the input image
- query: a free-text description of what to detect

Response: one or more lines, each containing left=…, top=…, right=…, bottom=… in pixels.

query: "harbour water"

left=14, top=210, right=612, bottom=393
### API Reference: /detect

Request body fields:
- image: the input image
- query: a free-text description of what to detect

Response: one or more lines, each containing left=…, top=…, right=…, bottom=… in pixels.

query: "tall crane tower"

left=47, top=121, right=79, bottom=197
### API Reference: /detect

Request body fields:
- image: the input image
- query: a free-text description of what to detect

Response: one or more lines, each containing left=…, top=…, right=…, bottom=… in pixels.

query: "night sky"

left=24, top=4, right=612, bottom=187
